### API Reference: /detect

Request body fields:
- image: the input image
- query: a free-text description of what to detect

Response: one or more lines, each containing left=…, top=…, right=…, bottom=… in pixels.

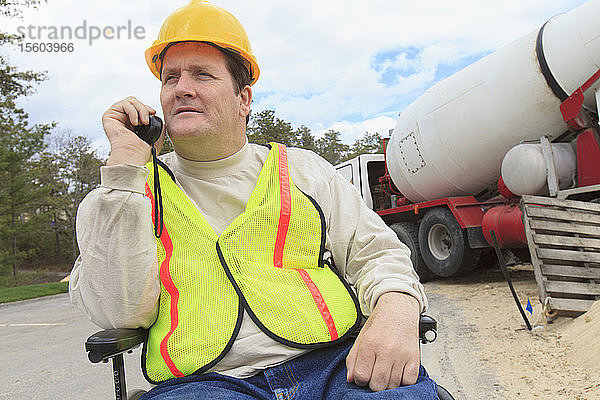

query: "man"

left=70, top=1, right=438, bottom=398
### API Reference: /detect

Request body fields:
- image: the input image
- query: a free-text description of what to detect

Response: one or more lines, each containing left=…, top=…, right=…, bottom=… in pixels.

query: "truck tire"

left=418, top=207, right=480, bottom=277
left=390, top=222, right=435, bottom=282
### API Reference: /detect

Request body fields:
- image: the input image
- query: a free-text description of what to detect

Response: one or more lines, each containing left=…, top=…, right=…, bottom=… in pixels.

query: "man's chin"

left=167, top=121, right=210, bottom=139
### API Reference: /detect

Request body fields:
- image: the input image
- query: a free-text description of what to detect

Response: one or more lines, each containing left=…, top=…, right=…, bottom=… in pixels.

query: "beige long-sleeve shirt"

left=69, top=141, right=427, bottom=378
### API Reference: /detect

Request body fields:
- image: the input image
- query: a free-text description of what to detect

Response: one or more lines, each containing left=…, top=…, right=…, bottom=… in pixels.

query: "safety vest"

left=141, top=143, right=361, bottom=384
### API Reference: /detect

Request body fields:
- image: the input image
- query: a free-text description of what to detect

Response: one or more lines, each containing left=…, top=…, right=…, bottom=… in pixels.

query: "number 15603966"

left=20, top=42, right=74, bottom=52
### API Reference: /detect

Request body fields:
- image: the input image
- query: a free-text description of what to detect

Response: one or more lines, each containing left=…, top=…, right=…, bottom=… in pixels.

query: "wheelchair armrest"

left=85, top=328, right=147, bottom=363
left=84, top=316, right=436, bottom=363
left=418, top=314, right=437, bottom=344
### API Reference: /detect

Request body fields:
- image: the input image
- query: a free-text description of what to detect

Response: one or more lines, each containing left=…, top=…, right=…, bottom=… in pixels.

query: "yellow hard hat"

left=145, top=0, right=260, bottom=85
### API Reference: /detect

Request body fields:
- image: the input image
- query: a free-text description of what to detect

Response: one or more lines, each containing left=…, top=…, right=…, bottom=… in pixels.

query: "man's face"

left=159, top=42, right=250, bottom=159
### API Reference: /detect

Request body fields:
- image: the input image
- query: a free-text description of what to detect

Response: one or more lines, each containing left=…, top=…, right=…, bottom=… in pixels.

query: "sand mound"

left=426, top=266, right=600, bottom=399
left=563, top=300, right=600, bottom=371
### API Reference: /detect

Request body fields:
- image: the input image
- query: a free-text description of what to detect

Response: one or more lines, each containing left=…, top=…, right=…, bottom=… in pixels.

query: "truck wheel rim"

left=428, top=223, right=452, bottom=260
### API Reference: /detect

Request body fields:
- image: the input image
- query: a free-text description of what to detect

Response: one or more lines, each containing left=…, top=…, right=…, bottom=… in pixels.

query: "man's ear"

left=239, top=85, right=252, bottom=118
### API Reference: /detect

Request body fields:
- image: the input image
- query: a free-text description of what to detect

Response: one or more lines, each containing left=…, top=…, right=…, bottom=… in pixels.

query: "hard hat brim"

left=145, top=39, right=260, bottom=85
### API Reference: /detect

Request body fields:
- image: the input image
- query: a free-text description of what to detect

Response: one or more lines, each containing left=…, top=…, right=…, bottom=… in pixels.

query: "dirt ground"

left=425, top=264, right=600, bottom=400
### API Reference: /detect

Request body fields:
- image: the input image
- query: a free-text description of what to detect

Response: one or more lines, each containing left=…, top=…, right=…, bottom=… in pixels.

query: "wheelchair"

left=86, top=315, right=455, bottom=400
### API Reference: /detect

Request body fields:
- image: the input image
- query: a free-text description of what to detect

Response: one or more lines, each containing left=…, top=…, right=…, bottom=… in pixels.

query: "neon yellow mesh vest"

left=142, top=143, right=361, bottom=384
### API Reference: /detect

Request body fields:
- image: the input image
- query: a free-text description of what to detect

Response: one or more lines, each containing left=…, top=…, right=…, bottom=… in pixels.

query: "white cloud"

left=0, top=0, right=589, bottom=150
left=329, top=116, right=398, bottom=143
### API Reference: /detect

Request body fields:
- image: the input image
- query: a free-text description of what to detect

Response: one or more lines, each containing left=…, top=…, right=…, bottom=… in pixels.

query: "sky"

left=0, top=0, right=589, bottom=156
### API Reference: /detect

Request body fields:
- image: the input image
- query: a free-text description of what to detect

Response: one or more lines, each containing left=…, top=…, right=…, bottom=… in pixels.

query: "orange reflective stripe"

left=272, top=145, right=338, bottom=339
left=273, top=144, right=291, bottom=268
left=294, top=269, right=339, bottom=340
left=146, top=183, right=184, bottom=378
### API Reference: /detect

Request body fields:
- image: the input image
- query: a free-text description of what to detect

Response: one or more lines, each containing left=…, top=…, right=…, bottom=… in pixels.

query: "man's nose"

left=174, top=74, right=196, bottom=98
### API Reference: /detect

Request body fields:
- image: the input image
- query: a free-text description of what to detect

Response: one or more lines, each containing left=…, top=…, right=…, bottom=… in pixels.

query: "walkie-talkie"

left=134, top=115, right=163, bottom=145
left=134, top=115, right=164, bottom=238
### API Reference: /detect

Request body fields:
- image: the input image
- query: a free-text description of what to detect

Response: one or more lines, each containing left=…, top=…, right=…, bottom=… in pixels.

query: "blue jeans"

left=140, top=338, right=438, bottom=399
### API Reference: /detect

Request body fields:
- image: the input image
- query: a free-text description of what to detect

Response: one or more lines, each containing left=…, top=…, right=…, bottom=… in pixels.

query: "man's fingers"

left=387, top=362, right=405, bottom=390
left=102, top=96, right=157, bottom=165
left=103, top=97, right=158, bottom=137
left=346, top=343, right=358, bottom=382
left=344, top=294, right=422, bottom=392
left=121, top=102, right=141, bottom=127
left=124, top=96, right=153, bottom=126
left=351, top=346, right=376, bottom=387
left=368, top=355, right=393, bottom=392
left=108, top=97, right=151, bottom=128
left=400, top=361, right=420, bottom=386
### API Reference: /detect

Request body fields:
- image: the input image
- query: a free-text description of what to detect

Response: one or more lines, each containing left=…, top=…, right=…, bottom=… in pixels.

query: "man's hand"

left=103, top=96, right=166, bottom=166
left=346, top=292, right=421, bottom=392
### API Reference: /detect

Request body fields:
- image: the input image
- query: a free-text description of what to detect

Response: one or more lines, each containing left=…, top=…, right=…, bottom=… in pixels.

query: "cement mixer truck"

left=336, top=0, right=600, bottom=314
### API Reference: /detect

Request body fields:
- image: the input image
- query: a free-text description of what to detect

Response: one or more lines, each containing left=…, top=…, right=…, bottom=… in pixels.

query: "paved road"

left=1, top=290, right=502, bottom=400
left=0, top=294, right=152, bottom=400
left=421, top=284, right=505, bottom=400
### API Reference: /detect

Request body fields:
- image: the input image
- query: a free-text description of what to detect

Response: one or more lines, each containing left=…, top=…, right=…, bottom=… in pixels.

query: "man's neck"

left=172, top=135, right=246, bottom=162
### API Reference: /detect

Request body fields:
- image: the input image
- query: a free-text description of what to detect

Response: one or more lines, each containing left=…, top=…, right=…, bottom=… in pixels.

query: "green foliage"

left=0, top=0, right=45, bottom=18
left=160, top=134, right=174, bottom=155
left=316, top=129, right=349, bottom=165
left=247, top=109, right=298, bottom=146
left=0, top=98, right=54, bottom=275
left=296, top=125, right=317, bottom=153
left=247, top=109, right=386, bottom=165
left=33, top=130, right=103, bottom=265
left=345, top=131, right=385, bottom=161
left=0, top=0, right=101, bottom=275
left=0, top=268, right=46, bottom=287
left=0, top=282, right=68, bottom=303
left=0, top=1, right=47, bottom=102
left=0, top=127, right=103, bottom=274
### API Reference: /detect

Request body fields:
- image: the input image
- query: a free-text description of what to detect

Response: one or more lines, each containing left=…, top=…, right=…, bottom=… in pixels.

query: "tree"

left=295, top=125, right=317, bottom=152
left=9, top=130, right=104, bottom=268
left=160, top=134, right=174, bottom=155
left=345, top=131, right=385, bottom=161
left=1, top=1, right=46, bottom=102
left=43, top=130, right=103, bottom=263
left=31, top=151, right=64, bottom=263
left=245, top=109, right=385, bottom=167
left=247, top=109, right=298, bottom=146
left=0, top=111, right=53, bottom=275
left=316, top=130, right=348, bottom=165
left=0, top=0, right=52, bottom=275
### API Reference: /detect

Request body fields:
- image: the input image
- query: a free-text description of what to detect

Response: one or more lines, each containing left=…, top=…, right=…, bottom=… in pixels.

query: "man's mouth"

left=174, top=106, right=202, bottom=115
